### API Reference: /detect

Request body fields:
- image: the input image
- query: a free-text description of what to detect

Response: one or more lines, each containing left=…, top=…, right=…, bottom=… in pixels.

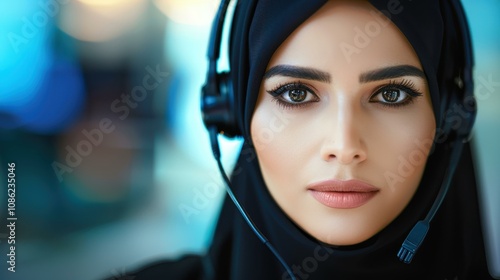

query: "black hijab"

left=204, top=0, right=494, bottom=279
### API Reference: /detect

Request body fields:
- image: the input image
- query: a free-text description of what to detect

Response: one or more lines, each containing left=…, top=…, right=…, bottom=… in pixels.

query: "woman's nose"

left=319, top=103, right=367, bottom=165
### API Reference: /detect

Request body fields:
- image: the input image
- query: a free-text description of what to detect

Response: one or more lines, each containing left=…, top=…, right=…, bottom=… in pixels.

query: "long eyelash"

left=266, top=82, right=316, bottom=110
left=376, top=79, right=423, bottom=108
left=388, top=79, right=421, bottom=96
left=272, top=99, right=309, bottom=110
left=267, top=81, right=307, bottom=97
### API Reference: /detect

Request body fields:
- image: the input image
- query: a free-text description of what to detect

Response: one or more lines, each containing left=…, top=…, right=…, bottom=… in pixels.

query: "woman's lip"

left=307, top=179, right=380, bottom=192
left=307, top=179, right=379, bottom=209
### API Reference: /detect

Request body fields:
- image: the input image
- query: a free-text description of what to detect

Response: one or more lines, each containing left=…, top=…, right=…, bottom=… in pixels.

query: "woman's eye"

left=370, top=83, right=422, bottom=107
left=282, top=88, right=315, bottom=103
left=377, top=88, right=406, bottom=103
left=267, top=83, right=319, bottom=108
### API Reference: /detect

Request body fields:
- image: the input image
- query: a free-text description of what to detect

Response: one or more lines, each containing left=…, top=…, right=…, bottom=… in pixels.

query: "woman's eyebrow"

left=263, top=64, right=425, bottom=84
left=359, top=65, right=425, bottom=83
left=264, top=64, right=331, bottom=83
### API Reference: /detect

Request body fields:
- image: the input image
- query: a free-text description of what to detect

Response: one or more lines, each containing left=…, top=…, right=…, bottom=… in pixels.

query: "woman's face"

left=251, top=0, right=436, bottom=246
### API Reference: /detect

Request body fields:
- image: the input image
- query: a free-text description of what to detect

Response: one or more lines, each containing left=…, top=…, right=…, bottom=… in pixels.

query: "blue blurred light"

left=462, top=0, right=500, bottom=69
left=22, top=59, right=85, bottom=134
left=0, top=0, right=85, bottom=134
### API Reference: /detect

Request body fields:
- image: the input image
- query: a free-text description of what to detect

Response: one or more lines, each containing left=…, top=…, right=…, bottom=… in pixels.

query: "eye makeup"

left=266, top=81, right=319, bottom=110
left=369, top=79, right=423, bottom=108
left=266, top=78, right=424, bottom=110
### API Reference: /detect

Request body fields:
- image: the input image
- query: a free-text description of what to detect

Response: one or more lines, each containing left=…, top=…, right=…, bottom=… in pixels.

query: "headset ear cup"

left=201, top=71, right=239, bottom=137
left=218, top=71, right=239, bottom=137
left=456, top=80, right=476, bottom=139
left=201, top=0, right=240, bottom=137
left=438, top=73, right=476, bottom=142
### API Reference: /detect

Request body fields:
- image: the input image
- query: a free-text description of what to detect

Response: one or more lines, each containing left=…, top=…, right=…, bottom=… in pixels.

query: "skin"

left=250, top=0, right=436, bottom=245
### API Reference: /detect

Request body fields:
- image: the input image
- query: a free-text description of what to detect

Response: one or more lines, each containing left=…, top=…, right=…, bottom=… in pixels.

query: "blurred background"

left=0, top=1, right=498, bottom=279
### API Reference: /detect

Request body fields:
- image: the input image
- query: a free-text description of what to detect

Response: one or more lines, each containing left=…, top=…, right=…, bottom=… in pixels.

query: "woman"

left=114, top=0, right=494, bottom=279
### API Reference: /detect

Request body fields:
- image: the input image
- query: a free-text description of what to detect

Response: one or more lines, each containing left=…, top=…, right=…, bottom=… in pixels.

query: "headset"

left=200, top=0, right=476, bottom=277
left=201, top=1, right=295, bottom=277
left=397, top=0, right=476, bottom=264
left=201, top=0, right=239, bottom=138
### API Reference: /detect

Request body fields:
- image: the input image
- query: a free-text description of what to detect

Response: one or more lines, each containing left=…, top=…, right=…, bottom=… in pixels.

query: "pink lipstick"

left=307, top=179, right=379, bottom=209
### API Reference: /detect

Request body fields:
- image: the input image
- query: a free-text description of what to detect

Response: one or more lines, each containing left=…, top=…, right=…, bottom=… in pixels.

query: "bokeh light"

left=0, top=0, right=85, bottom=134
left=154, top=0, right=219, bottom=26
left=57, top=0, right=147, bottom=42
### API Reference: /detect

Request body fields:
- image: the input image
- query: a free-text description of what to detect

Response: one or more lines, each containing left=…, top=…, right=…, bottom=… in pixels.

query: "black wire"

left=424, top=138, right=464, bottom=222
left=398, top=137, right=466, bottom=264
left=209, top=127, right=297, bottom=280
